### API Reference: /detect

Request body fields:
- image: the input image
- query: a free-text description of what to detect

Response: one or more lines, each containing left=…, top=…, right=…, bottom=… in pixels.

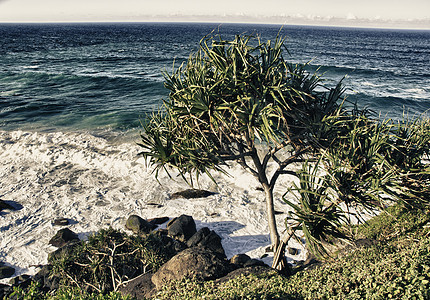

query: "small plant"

left=49, top=228, right=174, bottom=293
left=7, top=282, right=133, bottom=300
left=281, top=160, right=349, bottom=260
left=276, top=113, right=430, bottom=262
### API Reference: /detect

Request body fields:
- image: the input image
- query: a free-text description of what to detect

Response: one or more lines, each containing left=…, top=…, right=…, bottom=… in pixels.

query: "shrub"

left=49, top=228, right=175, bottom=293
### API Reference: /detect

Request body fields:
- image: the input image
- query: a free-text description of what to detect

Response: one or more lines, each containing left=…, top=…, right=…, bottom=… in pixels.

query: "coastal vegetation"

left=155, top=203, right=430, bottom=299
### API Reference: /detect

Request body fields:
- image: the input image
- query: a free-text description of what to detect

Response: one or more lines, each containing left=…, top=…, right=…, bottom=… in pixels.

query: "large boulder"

left=187, top=227, right=226, bottom=258
left=151, top=246, right=231, bottom=290
left=125, top=215, right=154, bottom=234
left=48, top=228, right=79, bottom=248
left=167, top=215, right=196, bottom=242
left=119, top=273, right=155, bottom=299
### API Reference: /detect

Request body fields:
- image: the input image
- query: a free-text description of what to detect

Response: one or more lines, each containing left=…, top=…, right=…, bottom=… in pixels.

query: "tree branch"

left=220, top=151, right=253, bottom=161
left=236, top=142, right=259, bottom=178
left=269, top=146, right=312, bottom=189
left=262, top=141, right=289, bottom=170
left=277, top=170, right=299, bottom=177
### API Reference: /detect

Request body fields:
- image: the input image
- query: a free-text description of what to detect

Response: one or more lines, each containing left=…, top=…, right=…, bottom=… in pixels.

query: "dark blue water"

left=0, top=23, right=429, bottom=134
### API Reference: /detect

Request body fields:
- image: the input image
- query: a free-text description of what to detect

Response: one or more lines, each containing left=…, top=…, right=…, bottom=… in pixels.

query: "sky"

left=0, top=0, right=429, bottom=29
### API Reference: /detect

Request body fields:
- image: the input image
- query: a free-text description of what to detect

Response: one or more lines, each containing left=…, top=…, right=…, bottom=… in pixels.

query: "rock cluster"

left=119, top=214, right=271, bottom=298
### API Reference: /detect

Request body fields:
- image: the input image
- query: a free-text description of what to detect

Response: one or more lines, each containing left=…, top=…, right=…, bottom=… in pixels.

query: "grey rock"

left=125, top=215, right=153, bottom=234
left=171, top=189, right=215, bottom=200
left=187, top=228, right=225, bottom=258
left=0, top=200, right=15, bottom=211
left=147, top=216, right=170, bottom=225
left=151, top=246, right=231, bottom=290
left=32, top=265, right=60, bottom=291
left=53, top=218, right=69, bottom=226
left=287, top=247, right=299, bottom=255
left=145, top=202, right=163, bottom=208
left=9, top=275, right=31, bottom=288
left=186, top=227, right=211, bottom=247
left=48, top=241, right=81, bottom=263
left=48, top=228, right=79, bottom=248
left=167, top=215, right=196, bottom=242
left=0, top=263, right=15, bottom=279
left=230, top=254, right=251, bottom=266
left=243, top=258, right=267, bottom=268
left=119, top=273, right=155, bottom=299
left=155, top=233, right=187, bottom=256
left=166, top=217, right=177, bottom=227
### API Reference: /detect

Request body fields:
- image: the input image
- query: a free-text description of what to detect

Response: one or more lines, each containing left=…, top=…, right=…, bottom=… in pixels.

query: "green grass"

left=6, top=284, right=132, bottom=300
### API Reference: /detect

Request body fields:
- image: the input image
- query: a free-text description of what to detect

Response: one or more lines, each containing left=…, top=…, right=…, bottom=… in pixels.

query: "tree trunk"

left=263, top=184, right=280, bottom=250
left=272, top=228, right=295, bottom=270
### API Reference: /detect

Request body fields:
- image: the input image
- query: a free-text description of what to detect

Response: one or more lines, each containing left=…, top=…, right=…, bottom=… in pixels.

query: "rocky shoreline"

left=1, top=190, right=306, bottom=298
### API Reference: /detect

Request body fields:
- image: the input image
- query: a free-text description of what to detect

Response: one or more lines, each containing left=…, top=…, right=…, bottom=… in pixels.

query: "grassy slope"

left=6, top=204, right=430, bottom=299
left=155, top=204, right=430, bottom=300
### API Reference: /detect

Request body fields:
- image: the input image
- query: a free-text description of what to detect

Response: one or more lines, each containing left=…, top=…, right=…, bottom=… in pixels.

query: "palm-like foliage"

left=279, top=114, right=430, bottom=259
left=141, top=34, right=343, bottom=177
left=139, top=34, right=345, bottom=265
left=283, top=161, right=348, bottom=259
left=322, top=113, right=430, bottom=210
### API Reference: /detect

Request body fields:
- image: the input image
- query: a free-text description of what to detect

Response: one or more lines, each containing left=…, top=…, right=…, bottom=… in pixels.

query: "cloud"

left=346, top=13, right=357, bottom=20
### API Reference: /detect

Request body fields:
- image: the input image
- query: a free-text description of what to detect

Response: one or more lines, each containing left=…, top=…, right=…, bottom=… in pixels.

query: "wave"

left=305, top=63, right=430, bottom=79
left=346, top=92, right=430, bottom=120
left=0, top=70, right=167, bottom=131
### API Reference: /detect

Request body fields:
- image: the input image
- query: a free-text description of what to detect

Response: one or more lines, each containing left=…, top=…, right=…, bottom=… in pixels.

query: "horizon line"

left=0, top=20, right=429, bottom=31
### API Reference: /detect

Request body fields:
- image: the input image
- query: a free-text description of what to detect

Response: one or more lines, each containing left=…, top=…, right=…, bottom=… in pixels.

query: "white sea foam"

left=0, top=130, right=305, bottom=282
left=361, top=81, right=382, bottom=87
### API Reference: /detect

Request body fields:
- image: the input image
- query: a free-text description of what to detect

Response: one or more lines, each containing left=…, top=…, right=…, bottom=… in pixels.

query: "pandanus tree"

left=139, top=34, right=344, bottom=268
left=138, top=34, right=430, bottom=269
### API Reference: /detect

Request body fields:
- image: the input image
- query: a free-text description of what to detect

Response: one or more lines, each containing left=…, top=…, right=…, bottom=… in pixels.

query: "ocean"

left=1, top=23, right=429, bottom=135
left=0, top=23, right=429, bottom=276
